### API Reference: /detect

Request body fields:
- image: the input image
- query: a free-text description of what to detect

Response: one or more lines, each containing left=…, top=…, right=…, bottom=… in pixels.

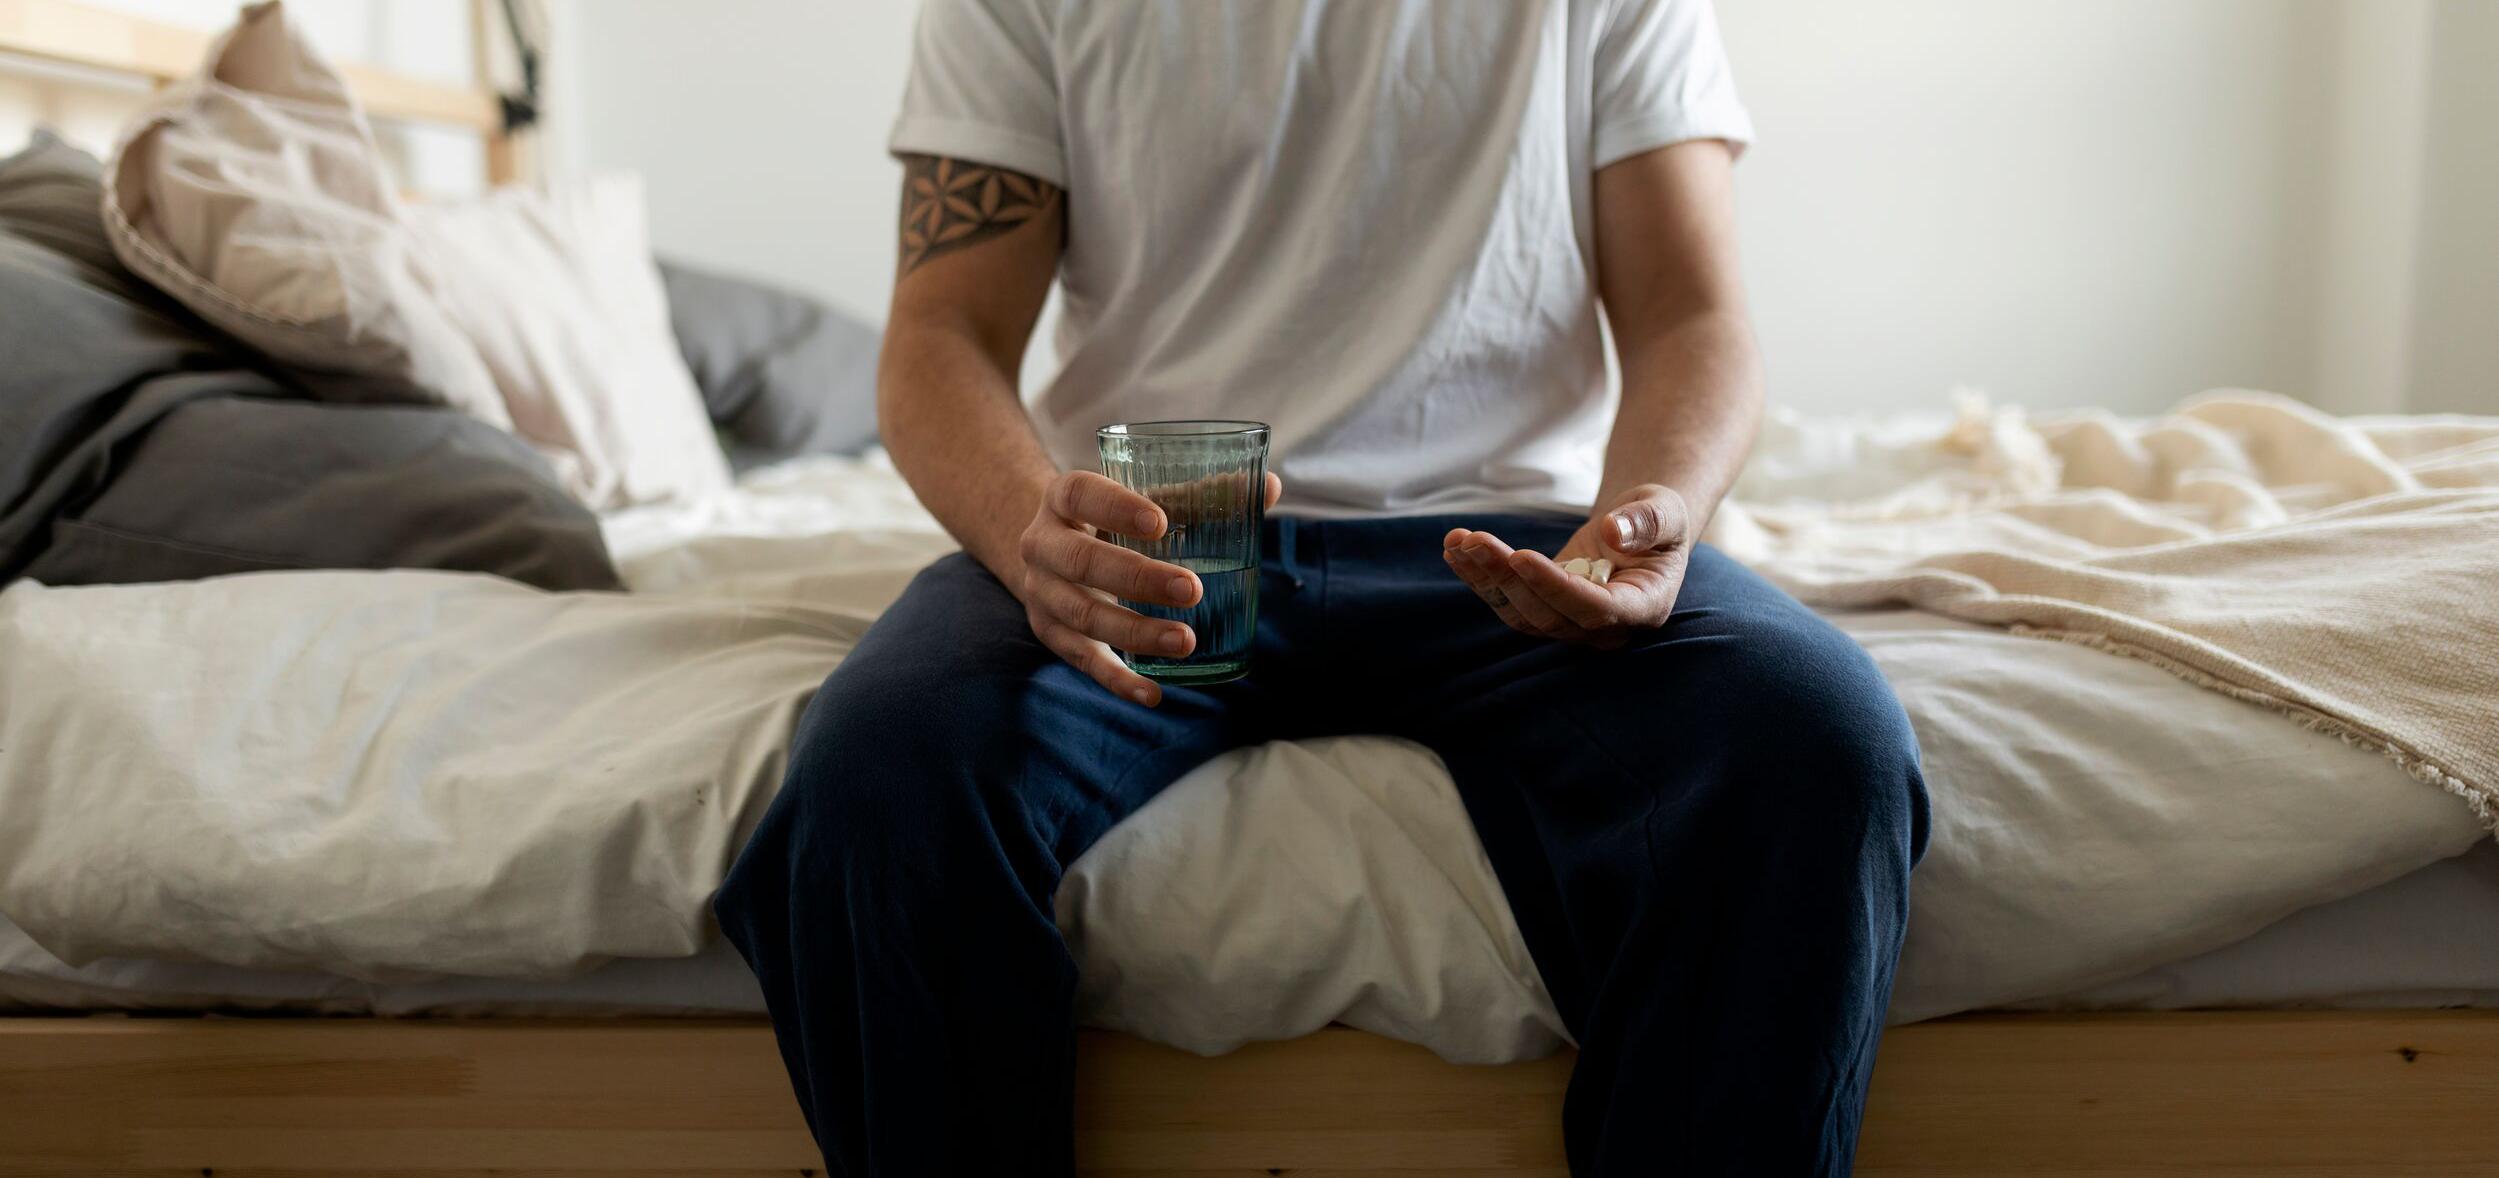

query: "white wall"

left=1719, top=0, right=2336, bottom=414
left=543, top=0, right=917, bottom=325
left=545, top=0, right=2497, bottom=417
left=2306, top=0, right=2432, bottom=416
left=2404, top=0, right=2499, bottom=416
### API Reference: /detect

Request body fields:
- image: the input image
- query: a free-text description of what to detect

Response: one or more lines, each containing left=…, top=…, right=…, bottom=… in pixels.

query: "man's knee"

left=769, top=552, right=1038, bottom=823
left=1684, top=611, right=1929, bottom=862
left=723, top=592, right=1030, bottom=915
left=784, top=644, right=1025, bottom=840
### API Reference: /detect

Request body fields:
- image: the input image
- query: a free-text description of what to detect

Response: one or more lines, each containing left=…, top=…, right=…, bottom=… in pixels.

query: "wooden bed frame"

left=4, top=1012, right=2497, bottom=1175
left=0, top=0, right=524, bottom=183
left=4, top=4, right=2494, bottom=1175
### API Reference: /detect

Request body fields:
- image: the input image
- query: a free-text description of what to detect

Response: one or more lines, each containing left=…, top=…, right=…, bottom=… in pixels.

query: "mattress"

left=4, top=441, right=2489, bottom=1063
left=7, top=843, right=2494, bottom=1020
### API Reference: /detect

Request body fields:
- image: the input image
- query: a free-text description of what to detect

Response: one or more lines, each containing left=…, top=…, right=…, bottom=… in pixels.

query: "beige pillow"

left=102, top=1, right=728, bottom=509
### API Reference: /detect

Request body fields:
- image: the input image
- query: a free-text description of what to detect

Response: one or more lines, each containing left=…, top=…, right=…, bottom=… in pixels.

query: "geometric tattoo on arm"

left=897, top=153, right=1065, bottom=277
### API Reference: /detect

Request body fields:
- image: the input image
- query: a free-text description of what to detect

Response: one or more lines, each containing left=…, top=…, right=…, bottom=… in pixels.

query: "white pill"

left=1590, top=559, right=1612, bottom=584
left=1560, top=557, right=1592, bottom=578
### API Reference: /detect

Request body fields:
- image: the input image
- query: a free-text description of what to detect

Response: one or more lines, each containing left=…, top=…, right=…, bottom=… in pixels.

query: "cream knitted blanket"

left=1710, top=391, right=2499, bottom=826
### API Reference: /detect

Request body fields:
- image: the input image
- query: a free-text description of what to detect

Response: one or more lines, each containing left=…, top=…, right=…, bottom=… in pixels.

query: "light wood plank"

left=1856, top=1011, right=2499, bottom=1175
left=2, top=1012, right=2495, bottom=1175
left=0, top=0, right=500, bottom=131
left=469, top=0, right=524, bottom=185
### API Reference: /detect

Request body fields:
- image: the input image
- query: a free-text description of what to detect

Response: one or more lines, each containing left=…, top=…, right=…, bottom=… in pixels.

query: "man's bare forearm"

left=877, top=153, right=1068, bottom=588
left=878, top=320, right=1058, bottom=585
left=1589, top=140, right=1761, bottom=541
left=1598, top=308, right=1762, bottom=537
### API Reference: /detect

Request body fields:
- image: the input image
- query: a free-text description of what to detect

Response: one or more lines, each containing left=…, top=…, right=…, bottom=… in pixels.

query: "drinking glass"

left=1096, top=420, right=1270, bottom=685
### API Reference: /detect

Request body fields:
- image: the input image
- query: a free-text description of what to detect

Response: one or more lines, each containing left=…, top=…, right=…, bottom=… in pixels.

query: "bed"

left=4, top=3, right=2498, bottom=1175
left=7, top=447, right=2497, bottom=1176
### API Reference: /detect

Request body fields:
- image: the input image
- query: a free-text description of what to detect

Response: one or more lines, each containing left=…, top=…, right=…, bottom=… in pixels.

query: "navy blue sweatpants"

left=715, top=513, right=1928, bottom=1176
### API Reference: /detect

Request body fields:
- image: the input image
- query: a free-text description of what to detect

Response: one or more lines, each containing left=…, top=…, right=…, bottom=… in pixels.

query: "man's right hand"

left=1014, top=469, right=1282, bottom=707
left=1016, top=471, right=1204, bottom=707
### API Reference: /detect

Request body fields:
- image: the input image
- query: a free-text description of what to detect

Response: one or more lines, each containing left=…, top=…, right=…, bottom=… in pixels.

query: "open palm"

left=1442, top=484, right=1694, bottom=649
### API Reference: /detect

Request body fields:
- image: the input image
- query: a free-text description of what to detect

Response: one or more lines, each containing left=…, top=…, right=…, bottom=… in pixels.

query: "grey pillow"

left=24, top=396, right=622, bottom=590
left=0, top=130, right=621, bottom=592
left=658, top=258, right=881, bottom=467
left=0, top=130, right=134, bottom=277
left=0, top=130, right=254, bottom=582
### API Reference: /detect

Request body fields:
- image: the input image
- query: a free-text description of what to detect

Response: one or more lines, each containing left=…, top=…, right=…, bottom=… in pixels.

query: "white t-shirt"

left=891, top=0, right=1752, bottom=517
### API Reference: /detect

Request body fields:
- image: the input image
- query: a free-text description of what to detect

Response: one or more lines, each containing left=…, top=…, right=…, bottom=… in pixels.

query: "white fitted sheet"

left=8, top=844, right=2494, bottom=1021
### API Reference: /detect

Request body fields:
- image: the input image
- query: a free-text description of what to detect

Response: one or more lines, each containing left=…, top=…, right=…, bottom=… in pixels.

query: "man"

left=715, top=2, right=1928, bottom=1174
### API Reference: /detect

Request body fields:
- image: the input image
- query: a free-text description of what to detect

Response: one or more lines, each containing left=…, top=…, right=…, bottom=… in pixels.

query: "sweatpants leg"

left=1320, top=517, right=1930, bottom=1176
left=712, top=553, right=1265, bottom=1176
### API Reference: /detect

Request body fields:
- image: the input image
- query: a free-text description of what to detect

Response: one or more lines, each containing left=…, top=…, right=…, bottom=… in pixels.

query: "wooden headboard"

left=0, top=0, right=527, bottom=184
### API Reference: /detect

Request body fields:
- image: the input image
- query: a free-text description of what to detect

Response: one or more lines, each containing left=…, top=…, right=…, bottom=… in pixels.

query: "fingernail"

left=1131, top=687, right=1155, bottom=706
left=1161, top=628, right=1190, bottom=654
left=1610, top=514, right=1634, bottom=547
left=1168, top=574, right=1195, bottom=600
left=1136, top=512, right=1160, bottom=535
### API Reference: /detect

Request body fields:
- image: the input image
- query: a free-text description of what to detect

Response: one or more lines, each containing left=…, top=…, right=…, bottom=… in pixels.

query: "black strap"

left=495, top=0, right=542, bottom=134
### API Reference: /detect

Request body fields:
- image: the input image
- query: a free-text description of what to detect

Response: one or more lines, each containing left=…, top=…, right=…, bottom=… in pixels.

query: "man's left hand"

left=1443, top=484, right=1694, bottom=649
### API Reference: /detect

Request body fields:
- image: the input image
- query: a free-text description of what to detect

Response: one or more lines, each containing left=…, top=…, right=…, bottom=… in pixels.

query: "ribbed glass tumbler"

left=1096, top=420, right=1270, bottom=686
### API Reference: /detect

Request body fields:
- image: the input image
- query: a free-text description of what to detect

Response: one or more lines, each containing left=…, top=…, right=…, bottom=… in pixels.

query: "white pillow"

left=406, top=176, right=729, bottom=508
left=101, top=1, right=727, bottom=509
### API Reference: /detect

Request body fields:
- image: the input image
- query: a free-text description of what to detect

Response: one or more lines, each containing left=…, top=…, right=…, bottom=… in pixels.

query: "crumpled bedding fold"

left=1712, top=391, right=2499, bottom=827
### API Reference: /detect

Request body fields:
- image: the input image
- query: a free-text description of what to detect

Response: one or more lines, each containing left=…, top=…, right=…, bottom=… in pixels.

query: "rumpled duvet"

left=1711, top=391, right=2499, bottom=826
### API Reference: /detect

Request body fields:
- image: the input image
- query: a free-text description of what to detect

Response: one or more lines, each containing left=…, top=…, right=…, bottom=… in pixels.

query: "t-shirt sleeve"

left=888, top=0, right=1066, bottom=187
left=1591, top=0, right=1754, bottom=168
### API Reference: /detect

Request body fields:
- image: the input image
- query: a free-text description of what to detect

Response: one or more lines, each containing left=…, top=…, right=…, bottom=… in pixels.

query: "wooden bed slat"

left=1857, top=1011, right=2499, bottom=1176
left=3, top=1011, right=2496, bottom=1175
left=0, top=0, right=500, bottom=131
